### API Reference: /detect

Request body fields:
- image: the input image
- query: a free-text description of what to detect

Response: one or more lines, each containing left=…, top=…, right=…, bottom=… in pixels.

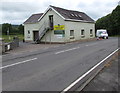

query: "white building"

left=24, top=5, right=95, bottom=43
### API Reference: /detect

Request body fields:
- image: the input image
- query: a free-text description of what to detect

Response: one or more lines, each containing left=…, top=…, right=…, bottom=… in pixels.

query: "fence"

left=1, top=36, right=19, bottom=53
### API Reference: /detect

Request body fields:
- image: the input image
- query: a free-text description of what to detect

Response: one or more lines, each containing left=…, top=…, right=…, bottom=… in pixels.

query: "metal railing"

left=35, top=21, right=50, bottom=43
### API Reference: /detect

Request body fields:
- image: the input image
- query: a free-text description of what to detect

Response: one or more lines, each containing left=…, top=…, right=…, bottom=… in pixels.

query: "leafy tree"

left=110, top=5, right=120, bottom=35
left=96, top=5, right=120, bottom=36
left=2, top=23, right=24, bottom=35
left=18, top=24, right=24, bottom=34
left=0, top=24, right=2, bottom=35
left=2, top=23, right=12, bottom=35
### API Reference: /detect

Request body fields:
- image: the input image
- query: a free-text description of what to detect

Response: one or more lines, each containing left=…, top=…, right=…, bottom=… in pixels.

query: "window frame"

left=81, top=29, right=85, bottom=38
left=81, top=29, right=85, bottom=36
left=70, top=30, right=74, bottom=39
left=28, top=30, right=30, bottom=34
left=90, top=29, right=93, bottom=37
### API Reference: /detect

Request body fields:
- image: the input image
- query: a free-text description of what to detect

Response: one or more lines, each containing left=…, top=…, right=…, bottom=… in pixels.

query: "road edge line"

left=61, top=48, right=119, bottom=93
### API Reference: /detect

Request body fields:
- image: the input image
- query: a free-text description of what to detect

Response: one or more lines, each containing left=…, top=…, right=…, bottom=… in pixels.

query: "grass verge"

left=1, top=34, right=24, bottom=43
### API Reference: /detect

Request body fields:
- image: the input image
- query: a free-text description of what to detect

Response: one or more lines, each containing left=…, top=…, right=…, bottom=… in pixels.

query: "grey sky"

left=0, top=0, right=119, bottom=24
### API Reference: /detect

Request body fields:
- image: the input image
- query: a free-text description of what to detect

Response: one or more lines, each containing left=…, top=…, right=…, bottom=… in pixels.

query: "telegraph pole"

left=7, top=27, right=10, bottom=40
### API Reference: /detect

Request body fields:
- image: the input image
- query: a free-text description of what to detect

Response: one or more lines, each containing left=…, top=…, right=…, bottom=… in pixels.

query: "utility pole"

left=7, top=27, right=11, bottom=40
left=50, top=30, right=51, bottom=44
left=45, top=34, right=46, bottom=44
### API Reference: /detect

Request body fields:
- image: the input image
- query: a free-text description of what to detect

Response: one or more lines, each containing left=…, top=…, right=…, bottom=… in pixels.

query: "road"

left=2, top=37, right=118, bottom=91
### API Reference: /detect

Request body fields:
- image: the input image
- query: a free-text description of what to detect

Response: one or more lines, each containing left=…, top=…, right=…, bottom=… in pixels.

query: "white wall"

left=24, top=7, right=95, bottom=43
left=40, top=8, right=65, bottom=43
left=64, top=21, right=95, bottom=42
left=24, top=23, right=39, bottom=41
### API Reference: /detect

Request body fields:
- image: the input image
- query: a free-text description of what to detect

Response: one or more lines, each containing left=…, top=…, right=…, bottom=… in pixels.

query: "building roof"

left=24, top=5, right=94, bottom=24
left=50, top=5, right=94, bottom=22
left=24, top=13, right=43, bottom=24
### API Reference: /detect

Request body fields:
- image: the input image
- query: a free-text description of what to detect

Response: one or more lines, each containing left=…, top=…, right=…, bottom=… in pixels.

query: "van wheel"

left=104, top=37, right=107, bottom=39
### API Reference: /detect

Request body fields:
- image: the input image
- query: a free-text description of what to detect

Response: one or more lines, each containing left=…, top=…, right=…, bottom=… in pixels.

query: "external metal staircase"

left=35, top=21, right=50, bottom=43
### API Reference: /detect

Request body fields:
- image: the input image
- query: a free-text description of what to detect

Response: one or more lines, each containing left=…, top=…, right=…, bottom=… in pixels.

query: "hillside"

left=96, top=5, right=120, bottom=36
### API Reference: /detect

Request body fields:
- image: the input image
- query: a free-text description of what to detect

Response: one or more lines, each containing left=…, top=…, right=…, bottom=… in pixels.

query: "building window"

left=78, top=15, right=82, bottom=17
left=71, top=13, right=74, bottom=16
left=70, top=30, right=74, bottom=39
left=90, top=29, right=93, bottom=37
left=90, top=29, right=93, bottom=34
left=75, top=14, right=78, bottom=17
left=28, top=30, right=30, bottom=34
left=81, top=29, right=85, bottom=38
left=81, top=29, right=85, bottom=35
left=49, top=15, right=54, bottom=30
left=70, top=30, right=74, bottom=36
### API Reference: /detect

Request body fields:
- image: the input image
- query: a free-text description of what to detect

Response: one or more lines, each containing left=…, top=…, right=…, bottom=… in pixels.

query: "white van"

left=96, top=29, right=108, bottom=39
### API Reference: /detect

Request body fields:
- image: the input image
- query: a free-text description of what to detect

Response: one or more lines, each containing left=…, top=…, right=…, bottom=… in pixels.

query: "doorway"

left=33, top=31, right=39, bottom=41
left=49, top=15, right=54, bottom=30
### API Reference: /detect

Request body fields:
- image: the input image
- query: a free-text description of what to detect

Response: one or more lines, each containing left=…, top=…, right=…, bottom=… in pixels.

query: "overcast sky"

left=0, top=0, right=119, bottom=25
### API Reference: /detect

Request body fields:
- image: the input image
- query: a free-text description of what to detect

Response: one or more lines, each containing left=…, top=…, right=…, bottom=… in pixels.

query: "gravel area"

left=4, top=38, right=96, bottom=55
left=5, top=41, right=62, bottom=55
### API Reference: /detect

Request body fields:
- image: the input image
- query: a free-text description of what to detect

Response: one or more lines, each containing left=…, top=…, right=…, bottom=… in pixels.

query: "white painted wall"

left=39, top=8, right=65, bottom=43
left=64, top=21, right=95, bottom=42
left=24, top=23, right=39, bottom=41
left=24, top=7, right=95, bottom=43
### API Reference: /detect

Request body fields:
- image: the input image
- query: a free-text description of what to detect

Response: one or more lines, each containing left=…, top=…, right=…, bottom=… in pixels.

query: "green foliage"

left=2, top=23, right=24, bottom=35
left=2, top=34, right=24, bottom=42
left=18, top=24, right=24, bottom=34
left=0, top=24, right=2, bottom=35
left=2, top=23, right=12, bottom=35
left=96, top=5, right=120, bottom=36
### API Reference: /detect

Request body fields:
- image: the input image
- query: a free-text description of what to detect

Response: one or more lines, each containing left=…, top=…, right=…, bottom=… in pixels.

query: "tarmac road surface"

left=2, top=37, right=118, bottom=91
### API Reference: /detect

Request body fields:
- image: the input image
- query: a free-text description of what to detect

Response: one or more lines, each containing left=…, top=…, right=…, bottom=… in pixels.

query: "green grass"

left=113, top=35, right=120, bottom=37
left=110, top=35, right=120, bottom=37
left=1, top=34, right=24, bottom=43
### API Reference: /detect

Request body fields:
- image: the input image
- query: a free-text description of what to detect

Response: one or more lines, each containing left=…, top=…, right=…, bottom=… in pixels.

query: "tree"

left=2, top=23, right=12, bottom=35
left=2, top=23, right=24, bottom=35
left=110, top=5, right=120, bottom=35
left=96, top=5, right=120, bottom=36
left=18, top=24, right=24, bottom=34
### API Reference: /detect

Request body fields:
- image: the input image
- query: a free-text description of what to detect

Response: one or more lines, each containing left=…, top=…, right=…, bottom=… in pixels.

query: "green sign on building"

left=54, top=25, right=65, bottom=37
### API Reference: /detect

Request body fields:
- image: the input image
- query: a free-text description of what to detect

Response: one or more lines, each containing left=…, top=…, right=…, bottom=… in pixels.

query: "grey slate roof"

left=24, top=13, right=43, bottom=24
left=50, top=5, right=94, bottom=22
left=24, top=5, right=94, bottom=24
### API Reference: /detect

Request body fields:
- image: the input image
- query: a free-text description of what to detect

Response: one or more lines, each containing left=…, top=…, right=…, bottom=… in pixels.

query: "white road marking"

left=0, top=58, right=37, bottom=69
left=55, top=47, right=80, bottom=54
left=85, top=43, right=98, bottom=47
left=61, top=48, right=119, bottom=93
left=2, top=55, right=7, bottom=57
